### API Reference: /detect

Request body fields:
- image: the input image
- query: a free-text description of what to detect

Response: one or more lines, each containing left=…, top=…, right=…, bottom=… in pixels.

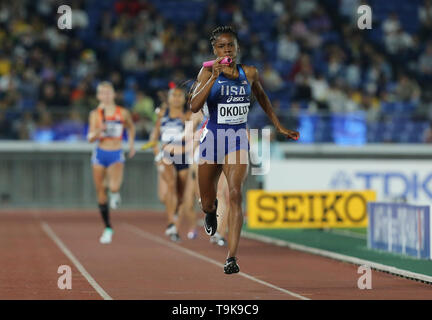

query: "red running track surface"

left=0, top=210, right=431, bottom=300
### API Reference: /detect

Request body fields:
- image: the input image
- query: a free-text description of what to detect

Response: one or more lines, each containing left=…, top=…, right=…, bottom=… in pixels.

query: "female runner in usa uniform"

left=87, top=81, right=136, bottom=244
left=190, top=26, right=299, bottom=274
left=150, top=87, right=190, bottom=242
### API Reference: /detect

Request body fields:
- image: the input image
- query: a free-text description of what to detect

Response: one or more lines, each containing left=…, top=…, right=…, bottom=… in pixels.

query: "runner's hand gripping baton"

left=202, top=56, right=232, bottom=67
left=141, top=140, right=157, bottom=150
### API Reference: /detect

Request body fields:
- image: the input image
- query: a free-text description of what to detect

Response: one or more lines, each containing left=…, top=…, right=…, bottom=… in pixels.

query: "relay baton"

left=141, top=140, right=157, bottom=150
left=202, top=56, right=232, bottom=68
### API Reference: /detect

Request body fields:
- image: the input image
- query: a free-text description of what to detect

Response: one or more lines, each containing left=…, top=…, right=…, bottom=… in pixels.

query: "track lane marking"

left=123, top=223, right=310, bottom=300
left=41, top=222, right=113, bottom=300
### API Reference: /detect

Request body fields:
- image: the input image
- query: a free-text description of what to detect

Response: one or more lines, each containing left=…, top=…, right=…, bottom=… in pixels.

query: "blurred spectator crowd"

left=0, top=0, right=432, bottom=143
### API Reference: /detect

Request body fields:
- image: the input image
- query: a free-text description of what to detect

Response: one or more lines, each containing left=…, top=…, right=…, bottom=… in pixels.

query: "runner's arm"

left=123, top=109, right=136, bottom=157
left=249, top=66, right=299, bottom=140
left=87, top=110, right=104, bottom=143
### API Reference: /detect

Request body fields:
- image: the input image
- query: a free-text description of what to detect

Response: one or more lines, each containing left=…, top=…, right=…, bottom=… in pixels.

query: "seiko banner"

left=265, top=160, right=432, bottom=205
left=247, top=190, right=376, bottom=228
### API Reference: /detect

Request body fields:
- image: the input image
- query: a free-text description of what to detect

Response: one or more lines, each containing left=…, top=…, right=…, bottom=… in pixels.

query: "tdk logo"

left=329, top=171, right=432, bottom=200
left=329, top=171, right=353, bottom=189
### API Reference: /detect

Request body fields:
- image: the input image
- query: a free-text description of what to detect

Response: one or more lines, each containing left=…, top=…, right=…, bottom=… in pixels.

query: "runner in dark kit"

left=190, top=26, right=299, bottom=274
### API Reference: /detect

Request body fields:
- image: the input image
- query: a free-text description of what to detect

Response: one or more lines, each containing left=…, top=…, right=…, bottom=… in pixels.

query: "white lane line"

left=123, top=223, right=310, bottom=300
left=324, top=229, right=367, bottom=239
left=241, top=230, right=432, bottom=284
left=40, top=222, right=113, bottom=300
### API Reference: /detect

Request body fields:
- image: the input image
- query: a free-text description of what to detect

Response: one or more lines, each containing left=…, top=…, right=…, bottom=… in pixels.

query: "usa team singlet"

left=199, top=64, right=251, bottom=163
left=160, top=108, right=189, bottom=171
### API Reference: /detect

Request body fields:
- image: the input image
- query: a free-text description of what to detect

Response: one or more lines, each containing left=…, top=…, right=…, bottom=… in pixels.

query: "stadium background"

left=1, top=0, right=432, bottom=302
left=1, top=0, right=432, bottom=142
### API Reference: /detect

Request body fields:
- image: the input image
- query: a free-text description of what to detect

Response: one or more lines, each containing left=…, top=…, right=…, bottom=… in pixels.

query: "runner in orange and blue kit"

left=87, top=81, right=136, bottom=244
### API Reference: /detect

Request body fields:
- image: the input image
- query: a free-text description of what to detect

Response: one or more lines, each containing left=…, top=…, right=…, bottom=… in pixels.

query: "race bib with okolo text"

left=217, top=103, right=249, bottom=125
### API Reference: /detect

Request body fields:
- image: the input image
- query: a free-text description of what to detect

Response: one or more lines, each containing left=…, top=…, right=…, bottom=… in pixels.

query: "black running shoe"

left=224, top=257, right=240, bottom=274
left=204, top=199, right=218, bottom=236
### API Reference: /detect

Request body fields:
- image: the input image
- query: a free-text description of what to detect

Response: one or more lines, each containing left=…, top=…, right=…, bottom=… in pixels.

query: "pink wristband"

left=203, top=57, right=232, bottom=67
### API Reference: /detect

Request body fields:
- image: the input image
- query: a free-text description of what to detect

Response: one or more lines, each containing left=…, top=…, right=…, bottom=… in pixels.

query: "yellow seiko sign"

left=247, top=190, right=376, bottom=228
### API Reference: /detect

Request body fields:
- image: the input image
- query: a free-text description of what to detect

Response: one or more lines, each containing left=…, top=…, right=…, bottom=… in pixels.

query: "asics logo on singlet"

left=226, top=96, right=245, bottom=103
left=220, top=85, right=246, bottom=96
